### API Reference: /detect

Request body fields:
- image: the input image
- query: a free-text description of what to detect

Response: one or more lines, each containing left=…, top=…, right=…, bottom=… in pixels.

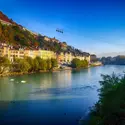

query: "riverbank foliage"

left=100, top=56, right=125, bottom=65
left=0, top=56, right=10, bottom=74
left=0, top=56, right=58, bottom=74
left=71, top=58, right=88, bottom=68
left=85, top=73, right=125, bottom=125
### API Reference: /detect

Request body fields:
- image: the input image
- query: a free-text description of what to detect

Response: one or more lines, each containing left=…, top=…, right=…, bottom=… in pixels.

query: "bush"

left=51, top=58, right=58, bottom=69
left=3, top=56, right=58, bottom=73
left=71, top=58, right=88, bottom=68
left=13, top=58, right=31, bottom=72
left=86, top=73, right=125, bottom=125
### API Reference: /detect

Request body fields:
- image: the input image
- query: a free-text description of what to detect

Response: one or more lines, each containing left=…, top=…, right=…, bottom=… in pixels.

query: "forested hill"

left=0, top=11, right=90, bottom=56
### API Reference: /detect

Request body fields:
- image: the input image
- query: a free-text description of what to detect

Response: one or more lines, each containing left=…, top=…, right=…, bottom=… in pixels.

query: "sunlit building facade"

left=39, top=50, right=56, bottom=60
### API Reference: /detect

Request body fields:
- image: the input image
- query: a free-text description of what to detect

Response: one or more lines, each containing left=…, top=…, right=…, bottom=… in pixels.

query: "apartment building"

left=9, top=49, right=25, bottom=62
left=39, top=50, right=56, bottom=60
left=64, top=53, right=74, bottom=63
left=0, top=43, right=91, bottom=64
left=57, top=52, right=64, bottom=63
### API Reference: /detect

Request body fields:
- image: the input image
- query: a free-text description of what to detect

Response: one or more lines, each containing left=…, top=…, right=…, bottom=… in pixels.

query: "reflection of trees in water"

left=29, top=72, right=72, bottom=90
left=28, top=71, right=72, bottom=99
left=27, top=73, right=53, bottom=89
left=0, top=71, right=72, bottom=101
left=0, top=78, right=14, bottom=101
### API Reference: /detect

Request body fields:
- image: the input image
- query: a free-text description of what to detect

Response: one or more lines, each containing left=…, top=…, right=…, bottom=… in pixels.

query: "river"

left=0, top=65, right=125, bottom=125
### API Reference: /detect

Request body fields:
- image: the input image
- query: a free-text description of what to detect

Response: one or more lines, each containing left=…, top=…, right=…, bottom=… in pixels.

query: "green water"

left=0, top=65, right=125, bottom=125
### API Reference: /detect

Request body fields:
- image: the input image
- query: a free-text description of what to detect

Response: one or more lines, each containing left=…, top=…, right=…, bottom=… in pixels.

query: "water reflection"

left=0, top=65, right=125, bottom=101
left=0, top=81, right=14, bottom=101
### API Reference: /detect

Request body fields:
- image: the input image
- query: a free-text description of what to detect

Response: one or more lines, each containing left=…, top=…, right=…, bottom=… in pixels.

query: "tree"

left=46, top=59, right=52, bottom=70
left=33, top=57, right=39, bottom=71
left=35, top=56, right=42, bottom=70
left=85, top=73, right=125, bottom=125
left=0, top=56, right=10, bottom=74
left=71, top=58, right=81, bottom=68
left=81, top=59, right=88, bottom=68
left=24, top=56, right=34, bottom=72
left=40, top=59, right=47, bottom=70
left=13, top=58, right=31, bottom=72
left=71, top=58, right=88, bottom=68
left=51, top=59, right=58, bottom=68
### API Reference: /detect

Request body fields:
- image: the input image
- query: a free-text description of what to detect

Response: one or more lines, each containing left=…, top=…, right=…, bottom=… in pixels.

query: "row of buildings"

left=0, top=43, right=90, bottom=64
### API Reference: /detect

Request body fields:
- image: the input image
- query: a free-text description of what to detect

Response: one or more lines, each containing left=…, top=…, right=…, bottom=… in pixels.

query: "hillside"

left=0, top=11, right=19, bottom=26
left=0, top=11, right=90, bottom=56
left=0, top=11, right=13, bottom=23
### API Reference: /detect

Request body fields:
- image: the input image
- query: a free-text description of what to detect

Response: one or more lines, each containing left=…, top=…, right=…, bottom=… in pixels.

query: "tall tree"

left=0, top=56, right=10, bottom=74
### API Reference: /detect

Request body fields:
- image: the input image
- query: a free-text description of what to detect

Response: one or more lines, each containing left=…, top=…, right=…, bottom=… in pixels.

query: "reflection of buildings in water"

left=27, top=73, right=53, bottom=91
left=40, top=73, right=53, bottom=89
left=39, top=71, right=72, bottom=89
left=87, top=68, right=91, bottom=79
left=27, top=73, right=54, bottom=99
left=30, top=73, right=54, bottom=99
left=55, top=70, right=72, bottom=88
left=26, top=72, right=72, bottom=99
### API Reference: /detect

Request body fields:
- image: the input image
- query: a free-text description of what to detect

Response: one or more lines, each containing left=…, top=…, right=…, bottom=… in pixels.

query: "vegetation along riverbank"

left=0, top=56, right=94, bottom=77
left=81, top=73, right=125, bottom=125
left=0, top=56, right=58, bottom=77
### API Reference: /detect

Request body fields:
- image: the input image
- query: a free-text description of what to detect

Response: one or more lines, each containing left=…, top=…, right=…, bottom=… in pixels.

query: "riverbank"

left=0, top=65, right=102, bottom=77
left=0, top=67, right=72, bottom=77
left=90, top=61, right=103, bottom=67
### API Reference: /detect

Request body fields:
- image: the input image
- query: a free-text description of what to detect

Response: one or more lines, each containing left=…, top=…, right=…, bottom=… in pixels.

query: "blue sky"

left=0, top=0, right=125, bottom=57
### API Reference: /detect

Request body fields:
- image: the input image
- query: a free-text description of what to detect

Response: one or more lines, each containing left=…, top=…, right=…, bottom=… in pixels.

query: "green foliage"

left=13, top=58, right=31, bottom=72
left=33, top=56, right=47, bottom=71
left=46, top=59, right=52, bottom=70
left=86, top=73, right=125, bottom=125
left=0, top=22, right=37, bottom=46
left=0, top=56, right=10, bottom=74
left=71, top=58, right=81, bottom=68
left=71, top=58, right=88, bottom=68
left=24, top=56, right=34, bottom=72
left=101, top=56, right=125, bottom=65
left=40, top=59, right=47, bottom=70
left=11, top=56, right=58, bottom=73
left=33, top=57, right=40, bottom=71
left=51, top=58, right=58, bottom=68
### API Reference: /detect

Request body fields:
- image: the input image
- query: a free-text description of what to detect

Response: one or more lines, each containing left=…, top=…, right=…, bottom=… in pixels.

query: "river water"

left=0, top=65, right=125, bottom=125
